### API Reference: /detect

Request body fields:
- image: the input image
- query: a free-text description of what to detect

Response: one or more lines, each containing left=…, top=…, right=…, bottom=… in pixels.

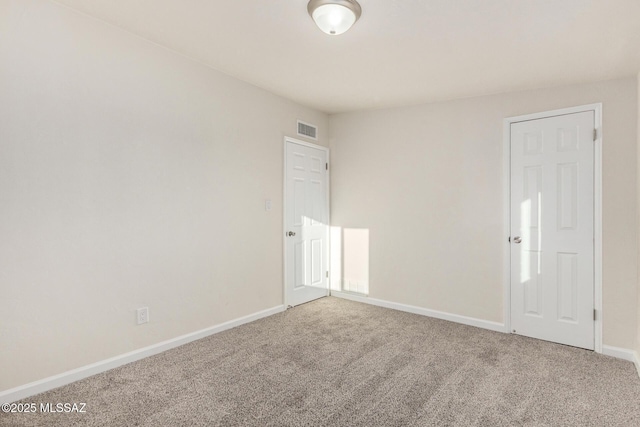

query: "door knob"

left=287, top=231, right=296, bottom=237
left=513, top=236, right=522, bottom=244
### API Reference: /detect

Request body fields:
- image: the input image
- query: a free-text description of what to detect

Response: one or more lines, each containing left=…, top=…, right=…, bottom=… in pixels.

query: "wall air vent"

left=297, top=120, right=318, bottom=140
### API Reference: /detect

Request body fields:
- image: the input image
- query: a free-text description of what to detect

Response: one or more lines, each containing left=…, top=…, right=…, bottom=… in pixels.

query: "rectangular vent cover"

left=297, top=120, right=318, bottom=140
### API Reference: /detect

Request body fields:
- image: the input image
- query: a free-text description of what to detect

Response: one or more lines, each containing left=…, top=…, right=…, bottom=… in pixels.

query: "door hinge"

left=326, top=271, right=329, bottom=278
left=593, top=128, right=597, bottom=142
left=326, top=163, right=328, bottom=170
left=508, top=236, right=511, bottom=243
left=593, top=309, right=596, bottom=321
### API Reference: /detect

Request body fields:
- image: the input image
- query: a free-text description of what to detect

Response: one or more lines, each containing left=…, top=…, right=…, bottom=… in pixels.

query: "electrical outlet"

left=136, top=307, right=149, bottom=325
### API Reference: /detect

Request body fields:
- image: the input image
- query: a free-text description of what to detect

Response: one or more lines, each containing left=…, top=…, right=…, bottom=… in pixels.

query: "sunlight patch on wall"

left=330, top=227, right=369, bottom=295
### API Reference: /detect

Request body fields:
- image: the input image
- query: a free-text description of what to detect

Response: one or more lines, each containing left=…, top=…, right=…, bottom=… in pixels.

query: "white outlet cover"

left=265, top=199, right=272, bottom=211
left=137, top=307, right=149, bottom=325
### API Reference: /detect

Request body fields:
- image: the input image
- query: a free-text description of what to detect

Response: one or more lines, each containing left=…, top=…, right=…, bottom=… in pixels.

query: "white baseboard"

left=1, top=305, right=285, bottom=404
left=602, top=345, right=637, bottom=362
left=601, top=345, right=640, bottom=378
left=331, top=291, right=505, bottom=333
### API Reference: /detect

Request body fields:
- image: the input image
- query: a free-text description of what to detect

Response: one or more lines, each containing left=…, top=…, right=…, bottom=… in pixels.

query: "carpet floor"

left=2, top=296, right=640, bottom=426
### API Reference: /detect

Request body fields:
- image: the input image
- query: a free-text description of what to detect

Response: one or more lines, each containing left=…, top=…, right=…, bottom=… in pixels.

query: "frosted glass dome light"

left=308, top=0, right=362, bottom=35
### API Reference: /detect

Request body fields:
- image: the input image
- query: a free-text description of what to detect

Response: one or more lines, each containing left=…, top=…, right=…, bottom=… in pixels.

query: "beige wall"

left=637, top=72, right=640, bottom=357
left=0, top=0, right=328, bottom=391
left=330, top=78, right=638, bottom=349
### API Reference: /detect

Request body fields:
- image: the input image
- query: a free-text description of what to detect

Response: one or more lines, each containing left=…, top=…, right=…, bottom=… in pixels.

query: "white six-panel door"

left=285, top=139, right=329, bottom=307
left=510, top=111, right=595, bottom=350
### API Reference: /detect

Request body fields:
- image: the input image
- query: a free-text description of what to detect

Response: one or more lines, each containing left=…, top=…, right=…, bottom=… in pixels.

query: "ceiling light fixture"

left=307, top=0, right=362, bottom=36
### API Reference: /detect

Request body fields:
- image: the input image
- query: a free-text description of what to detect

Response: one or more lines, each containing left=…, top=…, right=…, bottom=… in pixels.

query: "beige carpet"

left=2, top=296, right=640, bottom=426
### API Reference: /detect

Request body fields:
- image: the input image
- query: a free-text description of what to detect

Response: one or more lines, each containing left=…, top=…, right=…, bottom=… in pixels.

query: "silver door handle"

left=287, top=231, right=296, bottom=237
left=513, top=236, right=522, bottom=244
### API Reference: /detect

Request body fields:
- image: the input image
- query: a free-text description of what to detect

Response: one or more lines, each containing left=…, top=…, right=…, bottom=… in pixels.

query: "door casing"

left=502, top=103, right=603, bottom=353
left=283, top=136, right=331, bottom=308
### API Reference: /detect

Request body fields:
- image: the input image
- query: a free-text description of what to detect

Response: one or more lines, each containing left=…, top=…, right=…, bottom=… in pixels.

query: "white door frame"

left=283, top=136, right=331, bottom=308
left=502, top=103, right=603, bottom=353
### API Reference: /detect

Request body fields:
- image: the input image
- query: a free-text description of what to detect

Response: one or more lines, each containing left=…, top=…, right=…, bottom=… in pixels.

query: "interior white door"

left=510, top=111, right=595, bottom=350
left=285, top=139, right=329, bottom=306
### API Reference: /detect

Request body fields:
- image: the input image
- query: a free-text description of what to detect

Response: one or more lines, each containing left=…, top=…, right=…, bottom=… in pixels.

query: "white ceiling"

left=54, top=0, right=640, bottom=114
